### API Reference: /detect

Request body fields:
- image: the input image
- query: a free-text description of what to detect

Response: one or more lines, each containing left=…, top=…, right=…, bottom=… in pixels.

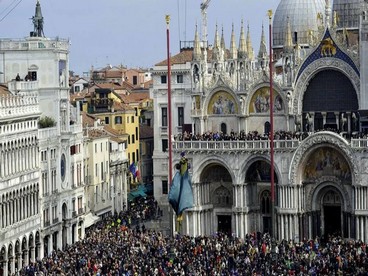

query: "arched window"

left=264, top=122, right=271, bottom=135
left=221, top=123, right=227, bottom=135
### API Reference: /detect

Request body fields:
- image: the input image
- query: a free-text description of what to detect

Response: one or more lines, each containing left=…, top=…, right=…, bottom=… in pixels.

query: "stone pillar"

left=30, top=247, right=35, bottom=264
left=321, top=112, right=327, bottom=128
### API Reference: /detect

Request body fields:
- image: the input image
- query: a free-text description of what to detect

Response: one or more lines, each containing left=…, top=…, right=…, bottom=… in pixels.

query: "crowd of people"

left=19, top=195, right=368, bottom=275
left=174, top=128, right=368, bottom=142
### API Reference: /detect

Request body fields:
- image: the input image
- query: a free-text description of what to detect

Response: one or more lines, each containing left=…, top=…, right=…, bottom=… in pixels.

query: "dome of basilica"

left=272, top=0, right=325, bottom=48
left=332, top=0, right=364, bottom=29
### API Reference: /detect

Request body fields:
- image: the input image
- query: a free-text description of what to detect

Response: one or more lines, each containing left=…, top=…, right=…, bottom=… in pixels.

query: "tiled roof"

left=88, top=128, right=108, bottom=139
left=81, top=112, right=96, bottom=127
left=155, top=48, right=230, bottom=66
left=118, top=91, right=150, bottom=104
left=103, top=125, right=121, bottom=137
left=155, top=49, right=193, bottom=66
left=0, top=84, right=10, bottom=96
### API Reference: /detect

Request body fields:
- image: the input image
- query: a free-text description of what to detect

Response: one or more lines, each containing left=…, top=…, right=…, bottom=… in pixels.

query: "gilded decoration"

left=303, top=147, right=351, bottom=183
left=320, top=38, right=337, bottom=57
left=289, top=132, right=359, bottom=185
left=207, top=91, right=238, bottom=115
left=249, top=87, right=283, bottom=114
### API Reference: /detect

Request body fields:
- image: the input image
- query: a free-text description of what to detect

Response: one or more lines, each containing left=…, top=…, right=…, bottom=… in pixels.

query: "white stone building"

left=0, top=1, right=85, bottom=274
left=151, top=0, right=368, bottom=242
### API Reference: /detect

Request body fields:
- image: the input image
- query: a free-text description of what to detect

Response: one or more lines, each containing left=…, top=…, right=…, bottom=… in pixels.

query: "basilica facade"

left=151, top=0, right=368, bottom=242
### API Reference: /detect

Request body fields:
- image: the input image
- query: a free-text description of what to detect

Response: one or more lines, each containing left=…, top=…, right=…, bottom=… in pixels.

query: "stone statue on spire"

left=32, top=0, right=45, bottom=37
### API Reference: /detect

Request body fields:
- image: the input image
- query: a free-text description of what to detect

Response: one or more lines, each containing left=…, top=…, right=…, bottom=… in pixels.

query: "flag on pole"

left=129, top=161, right=139, bottom=179
left=168, top=152, right=194, bottom=216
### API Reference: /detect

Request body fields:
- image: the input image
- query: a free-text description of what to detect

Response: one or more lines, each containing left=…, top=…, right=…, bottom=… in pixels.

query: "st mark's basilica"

left=151, top=0, right=368, bottom=242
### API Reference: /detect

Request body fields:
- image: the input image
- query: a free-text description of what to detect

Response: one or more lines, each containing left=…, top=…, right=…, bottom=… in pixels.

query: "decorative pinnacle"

left=268, top=10, right=273, bottom=22
left=165, top=15, right=170, bottom=25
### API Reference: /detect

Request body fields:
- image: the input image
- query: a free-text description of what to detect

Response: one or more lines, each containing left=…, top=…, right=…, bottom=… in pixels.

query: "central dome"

left=332, top=0, right=364, bottom=29
left=273, top=0, right=326, bottom=48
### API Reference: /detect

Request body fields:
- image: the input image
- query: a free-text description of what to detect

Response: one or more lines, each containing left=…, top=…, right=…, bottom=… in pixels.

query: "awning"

left=128, top=189, right=147, bottom=201
left=84, top=212, right=100, bottom=228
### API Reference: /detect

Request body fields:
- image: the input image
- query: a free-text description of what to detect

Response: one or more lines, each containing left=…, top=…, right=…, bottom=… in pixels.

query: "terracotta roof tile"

left=155, top=49, right=193, bottom=66
left=81, top=112, right=96, bottom=127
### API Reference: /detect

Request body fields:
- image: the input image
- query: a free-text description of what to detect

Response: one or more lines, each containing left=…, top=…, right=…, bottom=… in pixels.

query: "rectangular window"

left=178, top=107, right=184, bottom=126
left=95, top=163, right=98, bottom=177
left=132, top=134, right=135, bottom=144
left=161, top=75, right=167, bottom=84
left=101, top=162, right=104, bottom=181
left=105, top=117, right=109, bottom=124
left=133, top=75, right=138, bottom=85
left=177, top=74, right=183, bottom=83
left=162, top=107, right=168, bottom=127
left=162, top=139, right=168, bottom=152
left=131, top=116, right=134, bottom=123
left=162, top=180, right=168, bottom=194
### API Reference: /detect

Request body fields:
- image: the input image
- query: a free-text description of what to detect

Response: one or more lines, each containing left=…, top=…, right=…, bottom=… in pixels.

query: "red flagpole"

left=166, top=15, right=173, bottom=185
left=268, top=9, right=275, bottom=238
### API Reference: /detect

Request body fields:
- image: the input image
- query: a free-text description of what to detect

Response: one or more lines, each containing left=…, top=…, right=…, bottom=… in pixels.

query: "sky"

left=0, top=0, right=279, bottom=75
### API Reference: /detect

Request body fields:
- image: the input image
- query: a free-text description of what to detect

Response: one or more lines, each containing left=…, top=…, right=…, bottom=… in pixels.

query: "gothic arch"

left=289, top=131, right=359, bottom=185
left=193, top=156, right=236, bottom=184
left=293, top=58, right=360, bottom=115
left=241, top=155, right=281, bottom=185
left=305, top=177, right=352, bottom=212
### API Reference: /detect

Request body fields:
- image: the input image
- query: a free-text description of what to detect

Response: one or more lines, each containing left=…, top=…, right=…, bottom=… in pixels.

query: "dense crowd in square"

left=19, top=195, right=368, bottom=275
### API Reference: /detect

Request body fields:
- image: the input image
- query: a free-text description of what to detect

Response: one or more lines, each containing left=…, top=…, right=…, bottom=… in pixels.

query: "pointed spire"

left=246, top=23, right=253, bottom=59
left=284, top=18, right=293, bottom=51
left=193, top=23, right=201, bottom=61
left=238, top=19, right=247, bottom=59
left=221, top=25, right=226, bottom=50
left=230, top=23, right=238, bottom=59
left=32, top=0, right=44, bottom=37
left=258, top=23, right=268, bottom=59
left=214, top=23, right=220, bottom=49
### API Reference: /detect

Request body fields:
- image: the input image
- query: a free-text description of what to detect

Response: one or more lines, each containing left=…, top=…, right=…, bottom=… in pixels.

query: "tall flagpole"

left=268, top=9, right=275, bottom=239
left=166, top=15, right=173, bottom=184
left=166, top=15, right=174, bottom=236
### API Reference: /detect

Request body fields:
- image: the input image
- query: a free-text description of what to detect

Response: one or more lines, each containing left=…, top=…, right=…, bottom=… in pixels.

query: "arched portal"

left=245, top=160, right=278, bottom=234
left=199, top=163, right=233, bottom=236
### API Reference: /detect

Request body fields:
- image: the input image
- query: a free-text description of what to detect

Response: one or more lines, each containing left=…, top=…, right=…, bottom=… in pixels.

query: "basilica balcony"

left=172, top=139, right=300, bottom=153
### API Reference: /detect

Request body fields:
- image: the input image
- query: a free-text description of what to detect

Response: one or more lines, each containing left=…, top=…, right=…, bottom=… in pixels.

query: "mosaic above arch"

left=249, top=87, right=284, bottom=114
left=303, top=147, right=351, bottom=183
left=207, top=91, right=238, bottom=115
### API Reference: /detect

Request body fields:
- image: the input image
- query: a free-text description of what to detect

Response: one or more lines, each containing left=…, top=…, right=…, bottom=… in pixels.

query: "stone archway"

left=199, top=163, right=233, bottom=236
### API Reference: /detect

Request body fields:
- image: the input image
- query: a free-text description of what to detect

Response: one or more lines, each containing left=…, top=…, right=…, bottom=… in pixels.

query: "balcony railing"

left=52, top=218, right=59, bottom=224
left=171, top=136, right=368, bottom=153
left=172, top=139, right=300, bottom=152
left=72, top=211, right=77, bottom=218
left=44, top=221, right=50, bottom=227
